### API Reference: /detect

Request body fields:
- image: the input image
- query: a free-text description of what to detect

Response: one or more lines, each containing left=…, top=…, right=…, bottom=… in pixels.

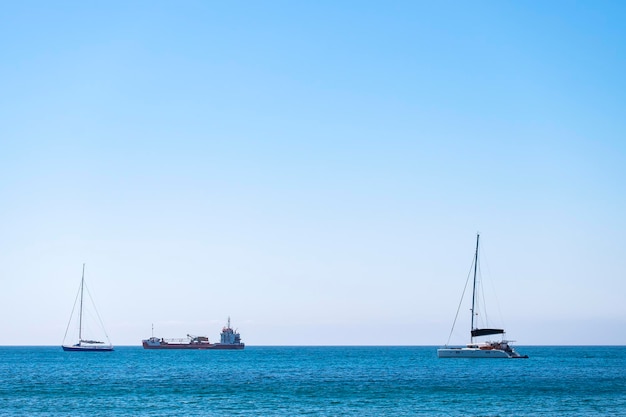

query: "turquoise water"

left=1, top=346, right=624, bottom=416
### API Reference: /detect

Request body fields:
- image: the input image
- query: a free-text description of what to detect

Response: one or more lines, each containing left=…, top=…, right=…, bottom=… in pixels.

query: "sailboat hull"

left=62, top=345, right=114, bottom=352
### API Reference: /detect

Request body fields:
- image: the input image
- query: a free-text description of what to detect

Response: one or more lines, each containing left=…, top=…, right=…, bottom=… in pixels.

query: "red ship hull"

left=142, top=341, right=245, bottom=350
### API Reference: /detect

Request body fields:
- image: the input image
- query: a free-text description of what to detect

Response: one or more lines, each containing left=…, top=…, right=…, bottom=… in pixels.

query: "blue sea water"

left=1, top=346, right=625, bottom=416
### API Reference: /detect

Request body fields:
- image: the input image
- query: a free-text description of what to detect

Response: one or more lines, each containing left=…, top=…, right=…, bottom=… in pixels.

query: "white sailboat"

left=437, top=234, right=527, bottom=358
left=62, top=264, right=114, bottom=352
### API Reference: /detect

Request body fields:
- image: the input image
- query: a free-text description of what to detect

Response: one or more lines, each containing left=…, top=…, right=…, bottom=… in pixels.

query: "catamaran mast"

left=470, top=234, right=479, bottom=343
left=79, top=263, right=85, bottom=342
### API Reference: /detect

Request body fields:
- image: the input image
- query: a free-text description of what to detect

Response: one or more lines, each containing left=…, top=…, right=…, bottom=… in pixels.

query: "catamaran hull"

left=62, top=345, right=114, bottom=352
left=437, top=348, right=526, bottom=358
left=142, top=342, right=245, bottom=350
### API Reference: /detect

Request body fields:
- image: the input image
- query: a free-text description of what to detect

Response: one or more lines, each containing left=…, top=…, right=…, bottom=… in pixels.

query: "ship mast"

left=79, top=263, right=85, bottom=342
left=470, top=234, right=479, bottom=343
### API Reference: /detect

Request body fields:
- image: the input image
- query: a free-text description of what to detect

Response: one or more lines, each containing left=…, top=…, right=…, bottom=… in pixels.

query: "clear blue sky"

left=1, top=1, right=625, bottom=345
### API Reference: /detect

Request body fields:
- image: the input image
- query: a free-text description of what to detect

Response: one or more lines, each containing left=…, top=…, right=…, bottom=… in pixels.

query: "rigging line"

left=63, top=280, right=82, bottom=344
left=84, top=281, right=112, bottom=343
left=445, top=253, right=475, bottom=346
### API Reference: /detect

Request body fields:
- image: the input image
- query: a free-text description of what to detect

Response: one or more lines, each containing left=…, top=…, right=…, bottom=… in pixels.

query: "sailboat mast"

left=470, top=234, right=480, bottom=342
left=79, top=263, right=85, bottom=342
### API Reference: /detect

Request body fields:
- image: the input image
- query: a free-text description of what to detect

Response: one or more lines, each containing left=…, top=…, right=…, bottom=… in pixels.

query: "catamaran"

left=437, top=234, right=527, bottom=358
left=62, top=264, right=114, bottom=352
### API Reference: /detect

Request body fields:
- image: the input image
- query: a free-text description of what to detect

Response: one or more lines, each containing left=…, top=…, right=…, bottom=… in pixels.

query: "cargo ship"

left=142, top=317, right=245, bottom=350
